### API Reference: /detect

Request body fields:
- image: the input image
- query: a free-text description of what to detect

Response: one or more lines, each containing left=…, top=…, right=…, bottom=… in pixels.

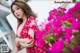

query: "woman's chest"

left=17, top=23, right=30, bottom=38
left=17, top=23, right=24, bottom=37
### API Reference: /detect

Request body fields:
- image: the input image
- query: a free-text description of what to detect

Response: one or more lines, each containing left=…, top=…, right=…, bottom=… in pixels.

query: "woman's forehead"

left=12, top=5, right=19, bottom=9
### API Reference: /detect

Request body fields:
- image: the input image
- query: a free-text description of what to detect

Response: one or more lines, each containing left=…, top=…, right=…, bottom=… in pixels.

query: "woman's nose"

left=15, top=11, right=18, bottom=15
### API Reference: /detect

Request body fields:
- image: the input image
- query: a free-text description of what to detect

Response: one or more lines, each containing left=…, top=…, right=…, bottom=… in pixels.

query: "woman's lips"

left=16, top=14, right=20, bottom=17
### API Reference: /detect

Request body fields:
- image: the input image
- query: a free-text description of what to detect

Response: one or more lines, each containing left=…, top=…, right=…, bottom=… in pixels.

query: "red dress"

left=17, top=16, right=48, bottom=53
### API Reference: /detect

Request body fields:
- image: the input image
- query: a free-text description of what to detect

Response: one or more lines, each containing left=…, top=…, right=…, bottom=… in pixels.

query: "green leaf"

left=72, top=0, right=77, bottom=3
left=73, top=31, right=79, bottom=35
left=45, top=37, right=50, bottom=42
left=73, top=31, right=80, bottom=40
left=49, top=35, right=56, bottom=41
left=69, top=43, right=74, bottom=48
left=62, top=48, right=69, bottom=53
left=78, top=10, right=80, bottom=13
left=73, top=12, right=78, bottom=17
left=64, top=21, right=71, bottom=27
left=58, top=10, right=63, bottom=16
left=76, top=34, right=80, bottom=40
left=71, top=38, right=78, bottom=46
left=62, top=42, right=71, bottom=53
left=59, top=32, right=65, bottom=38
left=45, top=34, right=56, bottom=44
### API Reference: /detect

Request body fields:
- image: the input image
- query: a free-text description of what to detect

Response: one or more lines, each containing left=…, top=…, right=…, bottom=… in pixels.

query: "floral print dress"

left=16, top=16, right=48, bottom=53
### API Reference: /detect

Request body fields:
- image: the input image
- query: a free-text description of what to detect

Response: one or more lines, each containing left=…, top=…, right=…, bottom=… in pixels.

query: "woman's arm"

left=16, top=29, right=34, bottom=47
left=19, top=41, right=34, bottom=48
left=28, top=29, right=34, bottom=38
left=15, top=37, right=32, bottom=44
left=21, top=29, right=34, bottom=48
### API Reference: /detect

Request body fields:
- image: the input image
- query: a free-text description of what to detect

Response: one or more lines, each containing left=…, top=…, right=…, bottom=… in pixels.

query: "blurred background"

left=0, top=0, right=79, bottom=53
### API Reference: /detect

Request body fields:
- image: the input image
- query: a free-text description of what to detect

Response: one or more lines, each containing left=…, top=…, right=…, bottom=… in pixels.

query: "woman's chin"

left=17, top=17, right=22, bottom=19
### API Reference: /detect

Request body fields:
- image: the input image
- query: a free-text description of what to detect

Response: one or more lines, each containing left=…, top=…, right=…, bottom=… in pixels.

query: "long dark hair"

left=11, top=1, right=37, bottom=24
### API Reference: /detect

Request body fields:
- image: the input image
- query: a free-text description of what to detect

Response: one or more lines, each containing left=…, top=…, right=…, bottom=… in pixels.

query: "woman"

left=11, top=1, right=48, bottom=53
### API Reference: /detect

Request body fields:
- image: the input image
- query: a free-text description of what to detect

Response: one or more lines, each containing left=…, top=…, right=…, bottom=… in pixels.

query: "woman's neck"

left=22, top=15, right=27, bottom=23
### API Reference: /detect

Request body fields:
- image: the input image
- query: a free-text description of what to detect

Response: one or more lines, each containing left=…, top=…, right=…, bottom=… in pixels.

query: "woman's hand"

left=24, top=38, right=33, bottom=44
left=15, top=38, right=20, bottom=44
left=15, top=37, right=32, bottom=44
left=19, top=41, right=34, bottom=48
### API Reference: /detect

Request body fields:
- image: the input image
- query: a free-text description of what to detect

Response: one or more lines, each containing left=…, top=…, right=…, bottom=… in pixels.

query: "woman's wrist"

left=16, top=38, right=33, bottom=44
left=16, top=38, right=20, bottom=44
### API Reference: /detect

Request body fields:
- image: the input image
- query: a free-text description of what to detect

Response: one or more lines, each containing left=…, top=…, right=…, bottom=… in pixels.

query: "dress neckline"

left=17, top=16, right=33, bottom=37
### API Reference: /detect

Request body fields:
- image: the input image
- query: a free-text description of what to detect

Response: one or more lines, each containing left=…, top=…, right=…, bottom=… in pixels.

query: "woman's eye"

left=16, top=7, right=20, bottom=10
left=12, top=7, right=20, bottom=13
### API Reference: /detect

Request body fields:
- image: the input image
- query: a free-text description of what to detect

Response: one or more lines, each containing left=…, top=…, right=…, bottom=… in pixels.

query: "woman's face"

left=12, top=5, right=25, bottom=19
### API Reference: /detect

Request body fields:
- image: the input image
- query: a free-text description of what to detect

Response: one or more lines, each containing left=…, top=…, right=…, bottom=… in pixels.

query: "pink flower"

left=49, top=9, right=61, bottom=18
left=52, top=27, right=63, bottom=36
left=52, top=18, right=62, bottom=27
left=58, top=7, right=66, bottom=15
left=36, top=2, right=80, bottom=52
left=35, top=29, right=45, bottom=47
left=60, top=26, right=66, bottom=32
left=72, top=46, right=80, bottom=53
left=77, top=14, right=80, bottom=22
left=72, top=21, right=80, bottom=30
left=77, top=14, right=80, bottom=18
left=67, top=7, right=75, bottom=14
left=58, top=7, right=66, bottom=11
left=49, top=38, right=64, bottom=53
left=45, top=23, right=52, bottom=31
left=49, top=9, right=57, bottom=16
left=48, top=15, right=54, bottom=21
left=65, top=28, right=72, bottom=43
left=68, top=16, right=76, bottom=23
left=61, top=14, right=69, bottom=21
left=74, top=2, right=80, bottom=10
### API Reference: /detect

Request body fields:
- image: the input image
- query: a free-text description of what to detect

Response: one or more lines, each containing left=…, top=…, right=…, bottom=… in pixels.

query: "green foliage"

left=45, top=34, right=56, bottom=44
left=71, top=38, right=78, bottom=46
left=73, top=31, right=80, bottom=40
left=63, top=21, right=71, bottom=27
left=69, top=43, right=74, bottom=48
left=76, top=34, right=80, bottom=40
left=58, top=10, right=63, bottom=16
left=72, top=0, right=77, bottom=3
left=62, top=47, right=70, bottom=53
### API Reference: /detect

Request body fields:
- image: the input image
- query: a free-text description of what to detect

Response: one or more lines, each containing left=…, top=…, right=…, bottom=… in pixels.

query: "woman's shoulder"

left=28, top=16, right=36, bottom=20
left=27, top=16, right=36, bottom=22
